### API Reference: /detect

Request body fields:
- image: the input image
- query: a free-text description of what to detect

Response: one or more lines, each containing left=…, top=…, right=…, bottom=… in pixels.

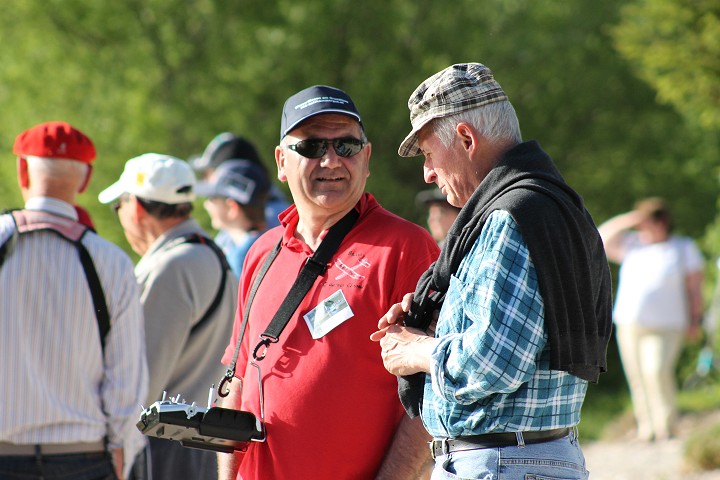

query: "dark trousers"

left=130, top=438, right=217, bottom=480
left=0, top=451, right=117, bottom=480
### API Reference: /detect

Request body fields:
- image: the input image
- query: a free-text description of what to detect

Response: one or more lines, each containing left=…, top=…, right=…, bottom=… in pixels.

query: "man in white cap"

left=0, top=121, right=147, bottom=479
left=99, top=153, right=238, bottom=480
left=372, top=63, right=613, bottom=479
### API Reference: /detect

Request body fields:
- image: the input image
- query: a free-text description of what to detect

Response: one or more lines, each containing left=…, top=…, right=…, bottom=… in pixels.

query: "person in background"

left=0, top=121, right=147, bottom=480
left=415, top=187, right=461, bottom=246
left=372, top=63, right=612, bottom=480
left=99, top=154, right=238, bottom=480
left=217, top=85, right=439, bottom=480
left=195, top=159, right=270, bottom=278
left=599, top=197, right=704, bottom=442
left=191, top=132, right=290, bottom=229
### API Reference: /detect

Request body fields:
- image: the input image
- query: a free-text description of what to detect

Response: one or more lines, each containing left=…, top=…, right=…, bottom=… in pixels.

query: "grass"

left=578, top=383, right=631, bottom=441
left=684, top=419, right=720, bottom=471
left=678, top=382, right=720, bottom=411
left=679, top=383, right=720, bottom=472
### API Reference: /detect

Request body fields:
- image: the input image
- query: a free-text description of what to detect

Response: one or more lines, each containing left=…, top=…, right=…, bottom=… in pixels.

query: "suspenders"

left=0, top=210, right=110, bottom=351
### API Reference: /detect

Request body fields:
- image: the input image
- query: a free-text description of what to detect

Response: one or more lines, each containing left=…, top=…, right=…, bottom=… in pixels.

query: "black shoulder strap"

left=175, top=233, right=231, bottom=334
left=76, top=234, right=111, bottom=352
left=0, top=218, right=19, bottom=269
left=258, top=209, right=359, bottom=347
left=218, top=208, right=359, bottom=396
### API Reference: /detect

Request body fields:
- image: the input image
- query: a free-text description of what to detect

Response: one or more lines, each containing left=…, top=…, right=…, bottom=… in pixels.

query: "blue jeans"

left=431, top=430, right=588, bottom=480
left=0, top=452, right=117, bottom=480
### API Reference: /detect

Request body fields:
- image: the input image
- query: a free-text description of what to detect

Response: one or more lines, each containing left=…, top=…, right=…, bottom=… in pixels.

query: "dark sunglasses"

left=287, top=137, right=365, bottom=159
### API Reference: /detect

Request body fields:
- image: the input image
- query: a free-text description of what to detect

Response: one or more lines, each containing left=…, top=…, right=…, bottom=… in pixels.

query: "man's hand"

left=372, top=292, right=414, bottom=335
left=372, top=324, right=436, bottom=376
left=217, top=379, right=244, bottom=480
left=371, top=293, right=437, bottom=376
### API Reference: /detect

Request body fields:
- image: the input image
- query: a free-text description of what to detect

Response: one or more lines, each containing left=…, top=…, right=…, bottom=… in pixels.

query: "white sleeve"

left=682, top=238, right=704, bottom=273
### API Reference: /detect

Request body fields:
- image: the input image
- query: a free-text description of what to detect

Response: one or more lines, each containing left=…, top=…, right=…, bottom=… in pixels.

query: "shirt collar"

left=24, top=197, right=78, bottom=221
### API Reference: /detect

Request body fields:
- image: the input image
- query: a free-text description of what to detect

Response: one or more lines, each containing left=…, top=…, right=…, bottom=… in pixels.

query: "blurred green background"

left=1, top=0, right=719, bottom=439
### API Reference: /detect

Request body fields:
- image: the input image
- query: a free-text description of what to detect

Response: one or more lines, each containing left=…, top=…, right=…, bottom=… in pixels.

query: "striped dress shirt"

left=0, top=197, right=148, bottom=450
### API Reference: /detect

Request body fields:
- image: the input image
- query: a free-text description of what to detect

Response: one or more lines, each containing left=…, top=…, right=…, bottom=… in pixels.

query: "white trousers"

left=616, top=324, right=684, bottom=440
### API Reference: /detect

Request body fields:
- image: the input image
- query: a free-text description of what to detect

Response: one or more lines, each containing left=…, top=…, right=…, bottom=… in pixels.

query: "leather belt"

left=0, top=441, right=106, bottom=456
left=430, top=427, right=572, bottom=459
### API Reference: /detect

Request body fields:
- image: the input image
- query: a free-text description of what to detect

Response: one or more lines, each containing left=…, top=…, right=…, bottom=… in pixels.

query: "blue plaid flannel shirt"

left=422, top=210, right=587, bottom=438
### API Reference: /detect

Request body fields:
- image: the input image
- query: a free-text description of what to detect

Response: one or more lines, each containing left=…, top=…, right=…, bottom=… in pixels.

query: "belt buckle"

left=429, top=439, right=449, bottom=460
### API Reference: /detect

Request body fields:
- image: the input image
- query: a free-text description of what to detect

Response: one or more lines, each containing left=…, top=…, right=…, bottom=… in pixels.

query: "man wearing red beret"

left=0, top=121, right=148, bottom=480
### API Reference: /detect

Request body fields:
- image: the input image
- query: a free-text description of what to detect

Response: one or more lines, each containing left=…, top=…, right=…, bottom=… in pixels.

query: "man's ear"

left=456, top=123, right=476, bottom=153
left=275, top=145, right=288, bottom=182
left=17, top=157, right=29, bottom=188
left=78, top=165, right=93, bottom=193
left=135, top=195, right=146, bottom=215
left=126, top=195, right=145, bottom=224
left=225, top=198, right=242, bottom=219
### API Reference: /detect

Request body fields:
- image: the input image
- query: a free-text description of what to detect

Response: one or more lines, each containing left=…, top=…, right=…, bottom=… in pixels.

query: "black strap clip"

left=252, top=335, right=278, bottom=361
left=217, top=368, right=235, bottom=398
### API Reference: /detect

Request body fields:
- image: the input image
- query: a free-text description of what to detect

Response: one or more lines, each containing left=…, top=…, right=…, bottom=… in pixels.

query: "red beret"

left=13, top=121, right=96, bottom=164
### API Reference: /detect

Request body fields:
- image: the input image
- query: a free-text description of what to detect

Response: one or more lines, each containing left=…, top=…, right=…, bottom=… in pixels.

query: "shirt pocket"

left=437, top=274, right=489, bottom=336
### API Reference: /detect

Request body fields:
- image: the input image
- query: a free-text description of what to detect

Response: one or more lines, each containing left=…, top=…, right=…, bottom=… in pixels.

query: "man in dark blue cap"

left=217, top=85, right=440, bottom=480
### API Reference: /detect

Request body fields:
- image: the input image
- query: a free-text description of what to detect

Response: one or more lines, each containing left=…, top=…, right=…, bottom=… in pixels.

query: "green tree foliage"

left=611, top=0, right=720, bottom=132
left=0, top=0, right=718, bottom=425
left=610, top=0, right=720, bottom=288
left=0, top=0, right=715, bottom=257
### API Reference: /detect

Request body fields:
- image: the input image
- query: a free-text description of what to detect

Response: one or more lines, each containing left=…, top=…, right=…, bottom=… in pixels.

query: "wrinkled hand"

left=371, top=293, right=436, bottom=376
left=371, top=292, right=414, bottom=337
left=373, top=324, right=435, bottom=376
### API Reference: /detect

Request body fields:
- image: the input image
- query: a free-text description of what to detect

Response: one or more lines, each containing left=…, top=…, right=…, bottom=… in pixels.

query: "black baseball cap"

left=280, top=85, right=363, bottom=139
left=191, top=132, right=264, bottom=173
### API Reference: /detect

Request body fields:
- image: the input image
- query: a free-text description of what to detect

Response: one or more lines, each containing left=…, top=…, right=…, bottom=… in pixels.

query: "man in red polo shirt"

left=217, top=86, right=439, bottom=480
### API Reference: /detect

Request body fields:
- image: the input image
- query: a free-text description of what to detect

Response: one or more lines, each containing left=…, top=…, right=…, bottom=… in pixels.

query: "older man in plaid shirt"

left=372, top=63, right=613, bottom=479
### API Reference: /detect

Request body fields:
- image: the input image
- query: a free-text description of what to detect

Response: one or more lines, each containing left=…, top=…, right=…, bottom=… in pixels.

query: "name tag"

left=303, top=289, right=354, bottom=339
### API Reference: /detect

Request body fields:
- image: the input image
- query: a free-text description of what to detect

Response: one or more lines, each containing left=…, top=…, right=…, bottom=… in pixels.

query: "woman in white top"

left=600, top=197, right=704, bottom=442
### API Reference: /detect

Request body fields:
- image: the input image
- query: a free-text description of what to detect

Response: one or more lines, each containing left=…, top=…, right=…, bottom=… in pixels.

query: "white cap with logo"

left=98, top=153, right=196, bottom=205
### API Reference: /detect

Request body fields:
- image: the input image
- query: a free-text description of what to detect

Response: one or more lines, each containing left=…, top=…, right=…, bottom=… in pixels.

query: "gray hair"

left=431, top=100, right=522, bottom=148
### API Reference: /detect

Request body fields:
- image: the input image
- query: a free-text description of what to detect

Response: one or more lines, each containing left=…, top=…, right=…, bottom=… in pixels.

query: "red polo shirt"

left=222, top=193, right=439, bottom=480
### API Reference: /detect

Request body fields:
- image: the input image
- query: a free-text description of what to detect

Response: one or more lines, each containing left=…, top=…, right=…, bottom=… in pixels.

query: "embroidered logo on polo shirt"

left=334, top=257, right=371, bottom=280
